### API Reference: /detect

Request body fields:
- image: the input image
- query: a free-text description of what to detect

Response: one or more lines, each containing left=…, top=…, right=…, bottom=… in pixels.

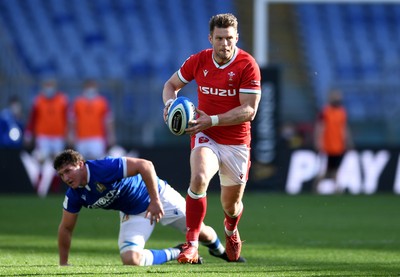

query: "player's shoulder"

left=189, top=49, right=212, bottom=61
left=88, top=156, right=122, bottom=168
left=65, top=186, right=81, bottom=199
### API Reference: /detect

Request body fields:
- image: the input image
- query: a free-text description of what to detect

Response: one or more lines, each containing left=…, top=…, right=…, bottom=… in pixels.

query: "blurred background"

left=1, top=0, right=399, bottom=194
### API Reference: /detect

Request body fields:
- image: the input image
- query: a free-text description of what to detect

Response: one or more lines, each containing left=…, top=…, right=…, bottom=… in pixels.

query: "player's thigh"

left=118, top=212, right=154, bottom=253
left=86, top=138, right=106, bottom=158
left=190, top=146, right=219, bottom=192
left=35, top=136, right=52, bottom=160
left=50, top=137, right=65, bottom=157
left=76, top=138, right=106, bottom=159
left=159, top=184, right=187, bottom=233
left=218, top=144, right=250, bottom=186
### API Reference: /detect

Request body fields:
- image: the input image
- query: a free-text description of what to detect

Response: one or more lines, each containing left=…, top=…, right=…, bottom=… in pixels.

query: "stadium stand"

left=0, top=0, right=236, bottom=146
left=1, top=1, right=400, bottom=147
left=0, top=0, right=233, bottom=80
left=295, top=3, right=400, bottom=145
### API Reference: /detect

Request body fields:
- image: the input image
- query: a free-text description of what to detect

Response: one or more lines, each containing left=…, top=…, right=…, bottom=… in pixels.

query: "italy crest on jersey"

left=96, top=182, right=106, bottom=193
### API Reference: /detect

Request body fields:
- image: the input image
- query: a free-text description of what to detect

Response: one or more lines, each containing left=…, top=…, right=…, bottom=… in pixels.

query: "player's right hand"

left=145, top=199, right=164, bottom=225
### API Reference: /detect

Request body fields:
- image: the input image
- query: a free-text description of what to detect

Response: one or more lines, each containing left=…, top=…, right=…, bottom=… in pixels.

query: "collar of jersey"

left=212, top=46, right=238, bottom=69
left=85, top=163, right=91, bottom=190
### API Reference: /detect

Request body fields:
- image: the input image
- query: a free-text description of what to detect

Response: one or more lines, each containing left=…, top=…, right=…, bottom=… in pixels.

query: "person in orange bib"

left=69, top=79, right=116, bottom=160
left=314, top=89, right=353, bottom=194
left=24, top=78, right=69, bottom=197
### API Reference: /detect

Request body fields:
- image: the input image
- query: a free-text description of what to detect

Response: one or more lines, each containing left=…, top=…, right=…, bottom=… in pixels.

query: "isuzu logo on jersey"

left=199, top=86, right=237, bottom=96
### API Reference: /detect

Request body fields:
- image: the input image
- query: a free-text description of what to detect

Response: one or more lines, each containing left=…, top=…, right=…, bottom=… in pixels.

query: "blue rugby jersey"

left=62, top=156, right=165, bottom=215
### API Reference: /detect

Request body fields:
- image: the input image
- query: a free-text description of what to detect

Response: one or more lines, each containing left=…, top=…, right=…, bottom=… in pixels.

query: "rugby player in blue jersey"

left=54, top=149, right=245, bottom=266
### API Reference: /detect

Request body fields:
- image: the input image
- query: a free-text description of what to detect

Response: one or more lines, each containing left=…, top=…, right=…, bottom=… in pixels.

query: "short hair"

left=209, top=13, right=238, bottom=34
left=53, top=149, right=85, bottom=170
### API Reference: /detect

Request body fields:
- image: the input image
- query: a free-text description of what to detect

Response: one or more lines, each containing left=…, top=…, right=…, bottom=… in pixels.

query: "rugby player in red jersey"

left=162, top=13, right=262, bottom=263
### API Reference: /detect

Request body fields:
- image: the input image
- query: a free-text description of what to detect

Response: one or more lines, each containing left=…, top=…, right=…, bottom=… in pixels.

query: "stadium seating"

left=295, top=3, right=400, bottom=122
left=0, top=0, right=236, bottom=146
left=0, top=0, right=233, bottom=80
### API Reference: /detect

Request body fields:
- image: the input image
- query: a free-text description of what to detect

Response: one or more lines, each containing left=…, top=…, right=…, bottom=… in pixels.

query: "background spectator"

left=314, top=89, right=353, bottom=194
left=0, top=96, right=24, bottom=149
left=69, top=79, right=116, bottom=160
left=23, top=78, right=69, bottom=197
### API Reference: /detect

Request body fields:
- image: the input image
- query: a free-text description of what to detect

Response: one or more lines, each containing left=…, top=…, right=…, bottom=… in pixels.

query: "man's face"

left=57, top=161, right=85, bottom=189
left=209, top=26, right=238, bottom=64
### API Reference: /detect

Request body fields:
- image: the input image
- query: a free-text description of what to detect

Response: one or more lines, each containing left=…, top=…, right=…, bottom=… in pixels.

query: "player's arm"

left=58, top=210, right=78, bottom=266
left=162, top=73, right=186, bottom=121
left=216, top=92, right=261, bottom=125
left=24, top=102, right=38, bottom=147
left=125, top=157, right=164, bottom=224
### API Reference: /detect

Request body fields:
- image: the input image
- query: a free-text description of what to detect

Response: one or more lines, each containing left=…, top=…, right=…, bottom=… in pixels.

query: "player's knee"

left=190, top=173, right=209, bottom=193
left=222, top=201, right=242, bottom=217
left=120, top=250, right=141, bottom=266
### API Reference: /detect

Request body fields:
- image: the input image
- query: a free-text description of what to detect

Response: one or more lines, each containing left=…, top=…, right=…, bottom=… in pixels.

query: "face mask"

left=10, top=103, right=22, bottom=117
left=43, top=87, right=56, bottom=98
left=84, top=88, right=98, bottom=99
left=330, top=100, right=342, bottom=107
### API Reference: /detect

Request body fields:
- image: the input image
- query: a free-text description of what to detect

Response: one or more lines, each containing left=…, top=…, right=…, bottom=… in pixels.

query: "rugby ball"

left=167, top=97, right=196, bottom=136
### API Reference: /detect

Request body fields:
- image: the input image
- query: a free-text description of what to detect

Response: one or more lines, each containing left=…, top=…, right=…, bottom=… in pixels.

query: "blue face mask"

left=43, top=87, right=56, bottom=98
left=83, top=88, right=98, bottom=99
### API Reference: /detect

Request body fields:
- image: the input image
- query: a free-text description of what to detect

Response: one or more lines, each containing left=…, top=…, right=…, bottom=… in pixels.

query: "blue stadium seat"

left=0, top=0, right=238, bottom=80
left=296, top=2, right=400, bottom=115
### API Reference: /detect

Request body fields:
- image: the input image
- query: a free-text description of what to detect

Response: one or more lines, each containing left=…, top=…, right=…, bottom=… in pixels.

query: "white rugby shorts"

left=118, top=183, right=186, bottom=253
left=192, top=132, right=251, bottom=186
left=35, top=135, right=65, bottom=160
left=75, top=137, right=106, bottom=159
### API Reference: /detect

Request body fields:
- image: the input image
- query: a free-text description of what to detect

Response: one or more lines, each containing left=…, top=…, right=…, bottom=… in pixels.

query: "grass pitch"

left=0, top=193, right=399, bottom=276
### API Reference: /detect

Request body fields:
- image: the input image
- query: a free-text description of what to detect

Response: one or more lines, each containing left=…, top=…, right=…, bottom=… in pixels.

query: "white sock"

left=165, top=248, right=181, bottom=260
left=225, top=227, right=237, bottom=237
left=189, top=241, right=199, bottom=247
left=139, top=249, right=154, bottom=266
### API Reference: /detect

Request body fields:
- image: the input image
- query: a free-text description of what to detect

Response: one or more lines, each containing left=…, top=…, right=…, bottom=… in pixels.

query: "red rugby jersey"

left=177, top=47, right=261, bottom=146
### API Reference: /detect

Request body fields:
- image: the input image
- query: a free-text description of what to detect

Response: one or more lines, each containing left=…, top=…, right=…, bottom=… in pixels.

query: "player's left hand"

left=163, top=99, right=174, bottom=123
left=185, top=108, right=212, bottom=135
left=145, top=199, right=164, bottom=225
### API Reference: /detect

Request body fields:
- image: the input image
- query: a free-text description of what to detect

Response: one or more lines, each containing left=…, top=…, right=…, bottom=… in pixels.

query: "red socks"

left=185, top=195, right=207, bottom=242
left=224, top=209, right=243, bottom=232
